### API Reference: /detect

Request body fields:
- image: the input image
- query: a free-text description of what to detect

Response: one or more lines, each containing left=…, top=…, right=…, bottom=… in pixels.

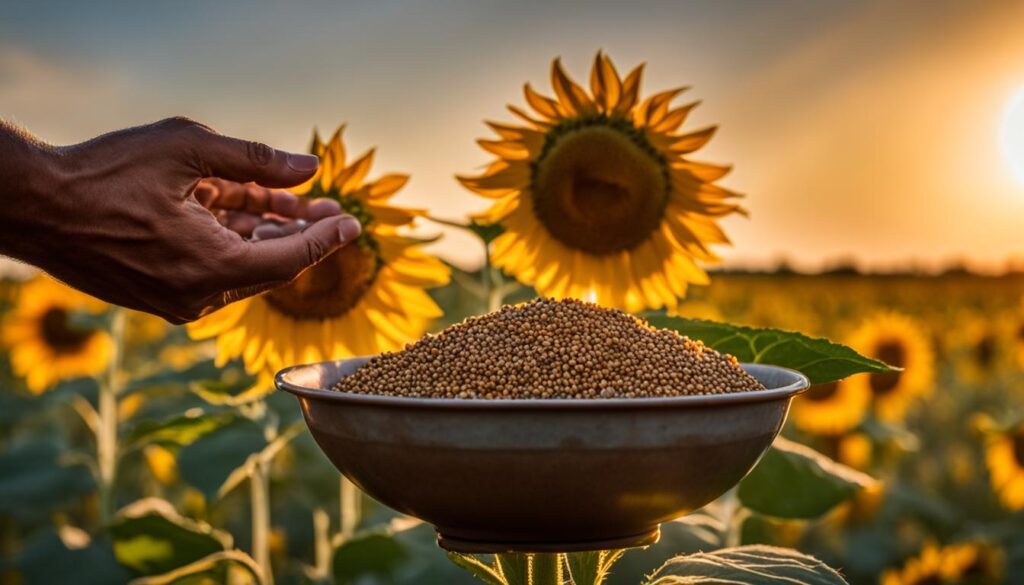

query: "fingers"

left=251, top=219, right=307, bottom=241
left=196, top=178, right=341, bottom=219
left=227, top=215, right=362, bottom=292
left=186, top=127, right=320, bottom=189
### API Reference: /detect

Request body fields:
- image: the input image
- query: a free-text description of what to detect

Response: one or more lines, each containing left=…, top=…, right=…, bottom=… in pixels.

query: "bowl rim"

left=275, top=357, right=810, bottom=410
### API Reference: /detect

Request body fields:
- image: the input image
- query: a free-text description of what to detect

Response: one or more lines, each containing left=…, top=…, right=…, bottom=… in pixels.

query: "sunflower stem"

left=313, top=507, right=331, bottom=579
left=251, top=455, right=274, bottom=585
left=720, top=486, right=742, bottom=548
left=97, top=308, right=125, bottom=524
left=531, top=553, right=564, bottom=585
left=339, top=475, right=360, bottom=540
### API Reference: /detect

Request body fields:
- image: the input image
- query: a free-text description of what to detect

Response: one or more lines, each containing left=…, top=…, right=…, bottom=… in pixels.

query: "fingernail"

left=286, top=153, right=319, bottom=173
left=338, top=215, right=362, bottom=241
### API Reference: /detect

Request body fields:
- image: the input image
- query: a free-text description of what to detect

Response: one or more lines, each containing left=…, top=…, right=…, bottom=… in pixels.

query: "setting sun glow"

left=1001, top=86, right=1024, bottom=185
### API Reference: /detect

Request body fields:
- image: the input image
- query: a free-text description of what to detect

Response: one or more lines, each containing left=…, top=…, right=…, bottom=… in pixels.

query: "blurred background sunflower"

left=459, top=52, right=745, bottom=312
left=881, top=540, right=1004, bottom=585
left=983, top=423, right=1024, bottom=510
left=1, top=275, right=112, bottom=393
left=844, top=312, right=934, bottom=423
left=790, top=378, right=870, bottom=437
left=188, top=127, right=450, bottom=380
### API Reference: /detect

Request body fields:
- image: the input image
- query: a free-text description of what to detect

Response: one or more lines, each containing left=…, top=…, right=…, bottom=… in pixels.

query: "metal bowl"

left=276, top=357, right=808, bottom=553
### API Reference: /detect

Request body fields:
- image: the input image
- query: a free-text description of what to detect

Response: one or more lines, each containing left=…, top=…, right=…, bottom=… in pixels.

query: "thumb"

left=187, top=126, right=320, bottom=189
left=229, top=215, right=363, bottom=293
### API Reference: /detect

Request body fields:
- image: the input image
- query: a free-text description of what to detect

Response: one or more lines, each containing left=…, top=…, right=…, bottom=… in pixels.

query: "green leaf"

left=565, top=552, right=601, bottom=585
left=645, top=317, right=896, bottom=384
left=332, top=531, right=408, bottom=585
left=644, top=545, right=848, bottom=584
left=125, top=550, right=263, bottom=585
left=13, top=529, right=133, bottom=585
left=565, top=551, right=624, bottom=585
left=189, top=374, right=271, bottom=407
left=108, top=498, right=231, bottom=576
left=531, top=554, right=563, bottom=585
left=124, top=411, right=238, bottom=450
left=177, top=419, right=267, bottom=499
left=428, top=216, right=505, bottom=245
left=446, top=553, right=507, bottom=585
left=0, top=440, right=94, bottom=518
left=216, top=422, right=304, bottom=499
left=738, top=437, right=877, bottom=519
left=495, top=553, right=530, bottom=585
left=124, top=359, right=222, bottom=395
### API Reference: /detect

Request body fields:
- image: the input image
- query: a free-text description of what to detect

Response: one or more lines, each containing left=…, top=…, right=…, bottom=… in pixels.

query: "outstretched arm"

left=0, top=117, right=361, bottom=323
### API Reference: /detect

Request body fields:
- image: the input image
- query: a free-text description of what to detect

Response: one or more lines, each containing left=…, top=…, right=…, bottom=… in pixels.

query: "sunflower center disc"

left=264, top=243, right=377, bottom=320
left=804, top=381, right=840, bottom=402
left=1014, top=432, right=1024, bottom=466
left=869, top=339, right=906, bottom=396
left=975, top=335, right=995, bottom=367
left=40, top=308, right=93, bottom=352
left=532, top=125, right=667, bottom=255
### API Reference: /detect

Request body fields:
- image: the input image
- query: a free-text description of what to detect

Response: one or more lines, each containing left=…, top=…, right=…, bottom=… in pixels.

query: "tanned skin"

left=0, top=117, right=361, bottom=323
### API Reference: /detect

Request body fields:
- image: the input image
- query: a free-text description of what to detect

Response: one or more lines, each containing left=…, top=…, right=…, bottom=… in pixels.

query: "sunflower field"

left=1, top=54, right=1022, bottom=585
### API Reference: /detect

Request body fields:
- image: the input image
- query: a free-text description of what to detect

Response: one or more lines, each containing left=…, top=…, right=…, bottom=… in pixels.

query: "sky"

left=3, top=0, right=1024, bottom=273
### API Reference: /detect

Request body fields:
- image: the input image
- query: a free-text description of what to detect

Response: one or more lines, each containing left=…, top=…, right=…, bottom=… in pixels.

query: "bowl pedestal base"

left=435, top=526, right=661, bottom=553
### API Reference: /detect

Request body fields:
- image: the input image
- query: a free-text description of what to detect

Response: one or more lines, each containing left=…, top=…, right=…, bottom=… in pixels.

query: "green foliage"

left=124, top=411, right=237, bottom=450
left=11, top=529, right=133, bottom=585
left=644, top=545, right=848, bottom=584
left=127, top=550, right=263, bottom=585
left=177, top=418, right=267, bottom=498
left=646, top=317, right=896, bottom=383
left=190, top=373, right=269, bottom=406
left=0, top=440, right=94, bottom=519
left=429, top=217, right=506, bottom=245
left=447, top=553, right=508, bottom=585
left=738, top=437, right=877, bottom=519
left=565, top=551, right=623, bottom=585
left=332, top=530, right=409, bottom=584
left=496, top=553, right=531, bottom=585
left=107, top=498, right=230, bottom=576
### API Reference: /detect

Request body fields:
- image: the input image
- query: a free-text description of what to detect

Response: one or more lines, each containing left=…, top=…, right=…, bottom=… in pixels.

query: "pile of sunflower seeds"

left=333, top=297, right=764, bottom=399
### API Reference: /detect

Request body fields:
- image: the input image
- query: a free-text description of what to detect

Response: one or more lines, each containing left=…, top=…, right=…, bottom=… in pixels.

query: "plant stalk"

left=97, top=309, right=126, bottom=523
left=481, top=240, right=493, bottom=313
left=312, top=507, right=331, bottom=579
left=720, top=487, right=742, bottom=548
left=339, top=475, right=359, bottom=540
left=251, top=457, right=274, bottom=585
left=531, top=553, right=563, bottom=585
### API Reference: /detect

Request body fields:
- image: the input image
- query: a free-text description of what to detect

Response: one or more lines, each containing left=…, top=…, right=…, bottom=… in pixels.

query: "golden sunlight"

left=1001, top=86, right=1024, bottom=185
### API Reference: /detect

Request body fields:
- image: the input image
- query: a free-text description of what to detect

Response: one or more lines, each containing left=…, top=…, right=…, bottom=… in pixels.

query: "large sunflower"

left=845, top=313, right=934, bottom=423
left=188, top=127, right=450, bottom=377
left=459, top=52, right=745, bottom=312
left=790, top=378, right=870, bottom=436
left=984, top=423, right=1024, bottom=510
left=2, top=276, right=112, bottom=393
left=881, top=541, right=1004, bottom=585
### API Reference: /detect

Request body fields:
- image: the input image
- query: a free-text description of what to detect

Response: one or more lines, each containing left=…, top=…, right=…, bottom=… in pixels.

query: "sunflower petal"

left=551, top=58, right=596, bottom=116
left=668, top=126, right=717, bottom=153
left=590, top=51, right=622, bottom=112
left=614, top=63, right=645, bottom=115
left=523, top=83, right=562, bottom=121
left=367, top=174, right=409, bottom=200
left=335, top=149, right=375, bottom=193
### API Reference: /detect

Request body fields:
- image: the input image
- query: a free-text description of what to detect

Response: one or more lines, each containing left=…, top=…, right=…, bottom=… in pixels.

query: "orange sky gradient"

left=2, top=0, right=1024, bottom=274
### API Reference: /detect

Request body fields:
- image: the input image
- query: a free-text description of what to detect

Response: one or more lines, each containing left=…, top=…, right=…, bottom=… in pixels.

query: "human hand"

left=0, top=117, right=361, bottom=324
left=194, top=177, right=343, bottom=240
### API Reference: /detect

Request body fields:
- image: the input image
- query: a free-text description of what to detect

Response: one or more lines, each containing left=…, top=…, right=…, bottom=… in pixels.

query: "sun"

left=1001, top=86, right=1024, bottom=185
